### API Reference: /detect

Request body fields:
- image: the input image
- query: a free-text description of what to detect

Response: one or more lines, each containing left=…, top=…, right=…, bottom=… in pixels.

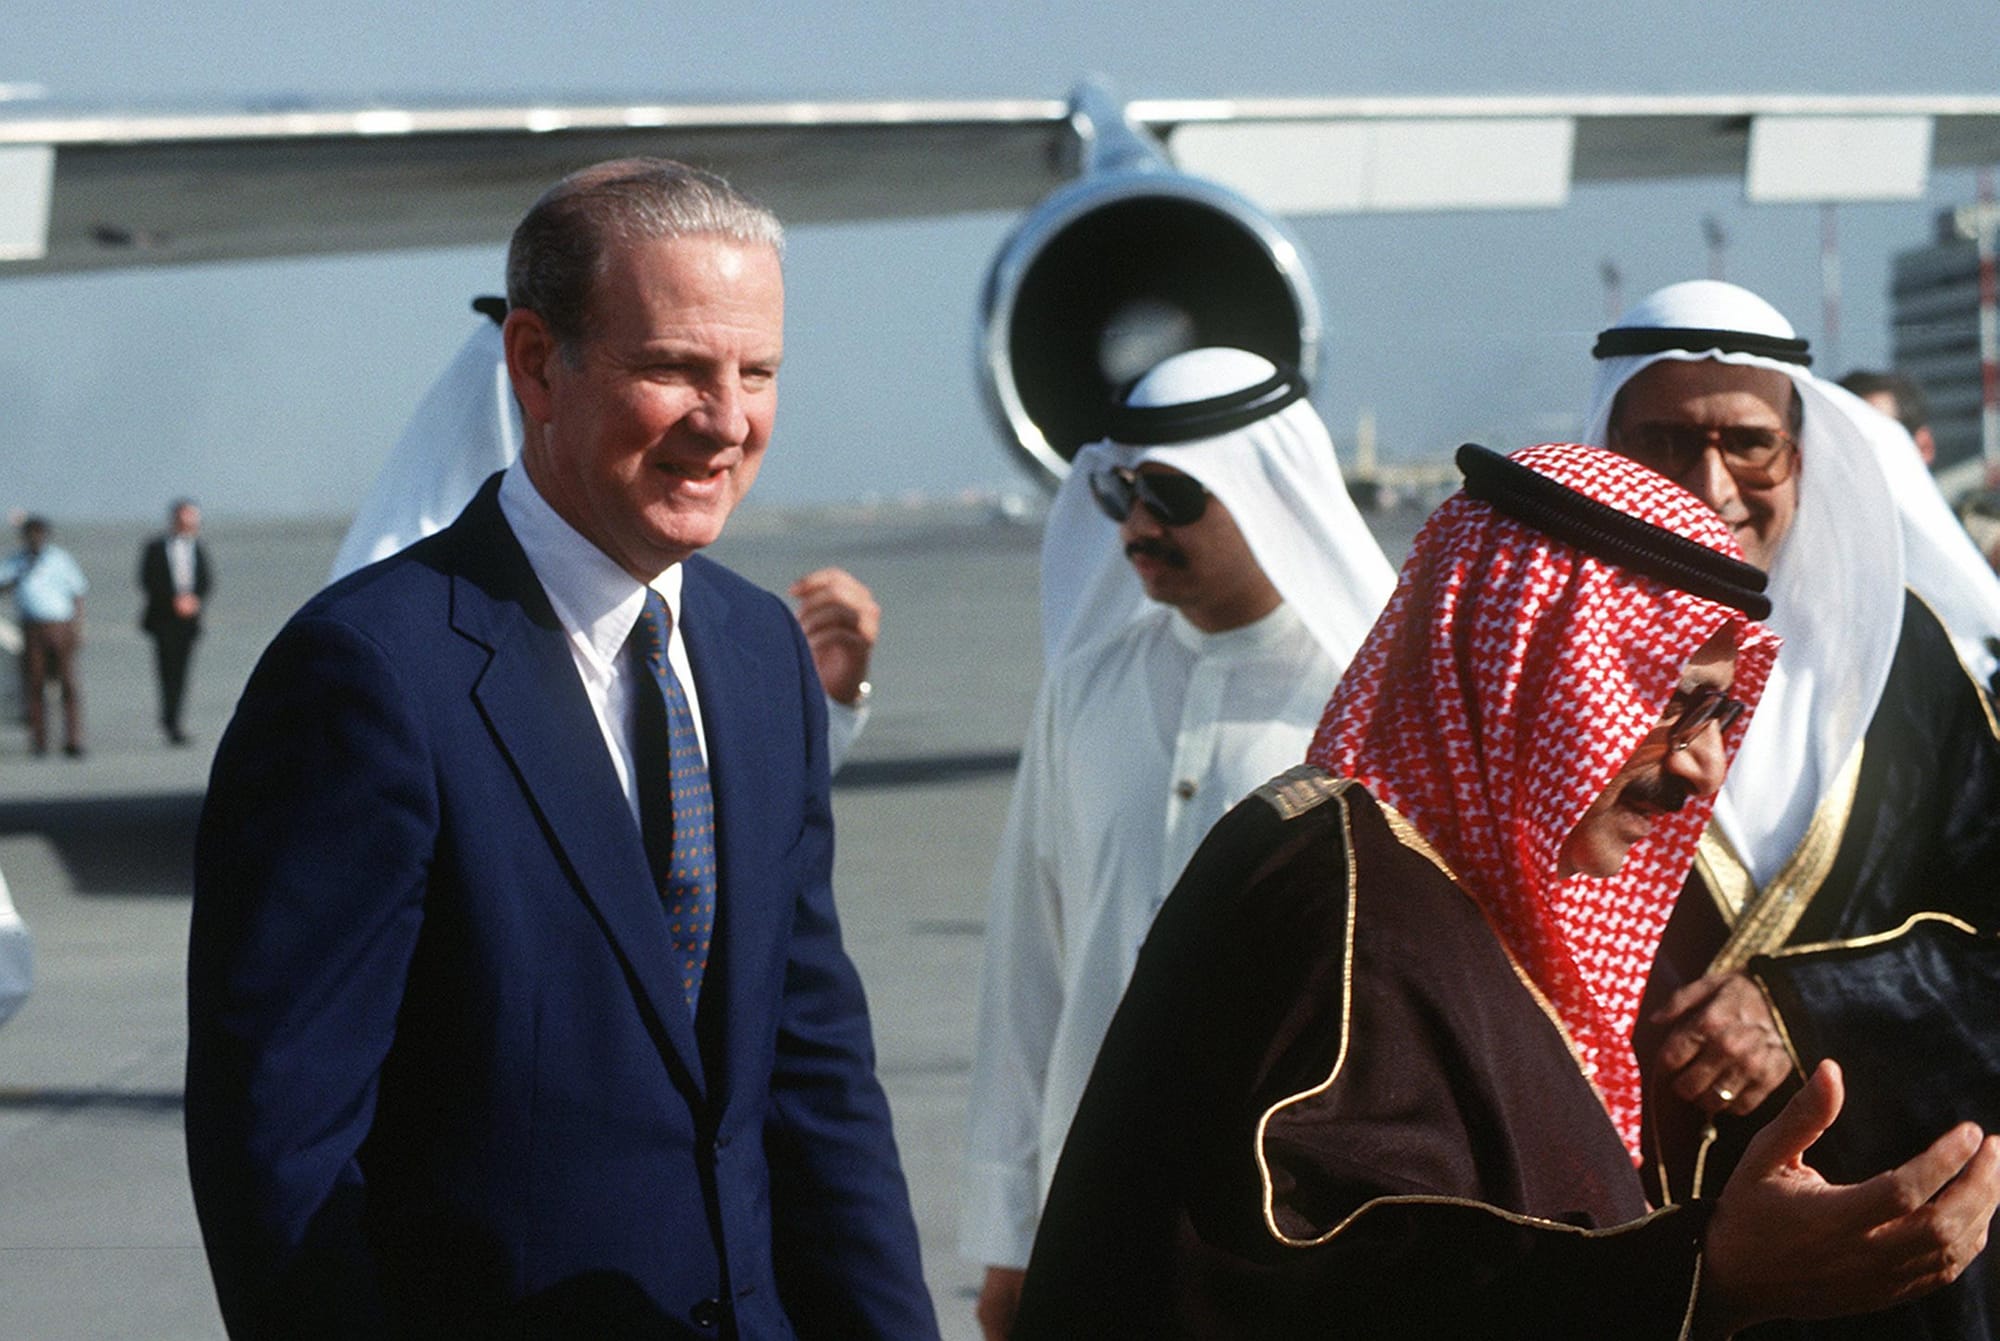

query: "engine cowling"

left=978, top=167, right=1324, bottom=485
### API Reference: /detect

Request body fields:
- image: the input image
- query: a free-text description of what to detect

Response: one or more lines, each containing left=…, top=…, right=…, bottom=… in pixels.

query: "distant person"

left=0, top=860, right=31, bottom=1028
left=1589, top=282, right=2000, bottom=1337
left=1013, top=443, right=2000, bottom=1338
left=0, top=516, right=89, bottom=759
left=962, top=347, right=1396, bottom=1339
left=1963, top=492, right=2000, bottom=576
left=329, top=308, right=879, bottom=767
left=187, top=158, right=936, bottom=1337
left=1834, top=369, right=2000, bottom=571
left=137, top=498, right=212, bottom=746
left=1838, top=367, right=1936, bottom=466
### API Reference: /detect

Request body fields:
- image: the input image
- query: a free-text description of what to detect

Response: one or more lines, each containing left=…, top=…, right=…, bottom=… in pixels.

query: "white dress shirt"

left=167, top=534, right=198, bottom=594
left=498, top=461, right=706, bottom=829
left=959, top=599, right=1338, bottom=1269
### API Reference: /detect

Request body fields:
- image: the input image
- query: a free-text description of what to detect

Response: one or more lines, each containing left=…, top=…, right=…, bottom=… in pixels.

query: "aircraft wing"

left=7, top=88, right=2000, bottom=275
left=0, top=97, right=1075, bottom=273
left=1145, top=93, right=2000, bottom=215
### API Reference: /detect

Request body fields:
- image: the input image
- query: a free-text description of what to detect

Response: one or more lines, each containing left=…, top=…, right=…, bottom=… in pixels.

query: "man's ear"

left=503, top=308, right=559, bottom=426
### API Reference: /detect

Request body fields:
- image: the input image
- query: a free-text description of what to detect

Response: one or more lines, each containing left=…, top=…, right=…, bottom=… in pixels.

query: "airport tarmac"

left=0, top=498, right=1421, bottom=1339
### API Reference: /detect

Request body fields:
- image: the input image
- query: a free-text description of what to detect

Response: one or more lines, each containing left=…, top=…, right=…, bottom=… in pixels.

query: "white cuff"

left=956, top=1157, right=1040, bottom=1270
left=825, top=692, right=870, bottom=773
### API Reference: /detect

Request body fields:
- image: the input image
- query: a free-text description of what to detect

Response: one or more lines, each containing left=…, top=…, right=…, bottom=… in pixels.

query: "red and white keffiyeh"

left=1307, top=442, right=1779, bottom=1159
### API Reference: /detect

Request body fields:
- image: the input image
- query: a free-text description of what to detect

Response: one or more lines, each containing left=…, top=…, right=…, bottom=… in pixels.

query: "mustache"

left=1622, top=771, right=1694, bottom=814
left=1124, top=538, right=1189, bottom=569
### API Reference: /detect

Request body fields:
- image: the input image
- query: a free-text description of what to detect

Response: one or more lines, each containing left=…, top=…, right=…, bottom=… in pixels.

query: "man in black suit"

left=137, top=498, right=210, bottom=745
left=186, top=159, right=937, bottom=1338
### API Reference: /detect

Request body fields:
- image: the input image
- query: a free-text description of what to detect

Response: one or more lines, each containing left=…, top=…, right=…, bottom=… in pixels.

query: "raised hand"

left=790, top=567, right=880, bottom=706
left=1699, top=1059, right=2000, bottom=1334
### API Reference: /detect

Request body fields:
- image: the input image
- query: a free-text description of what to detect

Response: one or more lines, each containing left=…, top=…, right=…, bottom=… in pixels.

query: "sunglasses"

left=1088, top=467, right=1211, bottom=527
left=1662, top=684, right=1749, bottom=752
left=1615, top=422, right=1799, bottom=487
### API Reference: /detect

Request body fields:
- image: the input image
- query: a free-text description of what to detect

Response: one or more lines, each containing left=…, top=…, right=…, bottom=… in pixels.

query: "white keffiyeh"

left=1584, top=280, right=2000, bottom=884
left=330, top=320, right=520, bottom=584
left=1040, top=347, right=1396, bottom=677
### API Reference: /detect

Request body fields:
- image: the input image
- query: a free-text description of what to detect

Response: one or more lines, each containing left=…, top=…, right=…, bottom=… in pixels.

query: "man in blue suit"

left=186, top=159, right=938, bottom=1339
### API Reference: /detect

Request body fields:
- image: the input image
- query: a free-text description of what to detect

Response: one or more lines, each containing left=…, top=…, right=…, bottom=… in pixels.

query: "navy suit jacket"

left=140, top=533, right=212, bottom=635
left=186, top=479, right=936, bottom=1339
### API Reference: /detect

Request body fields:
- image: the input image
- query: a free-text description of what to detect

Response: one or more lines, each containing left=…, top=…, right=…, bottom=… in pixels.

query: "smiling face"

left=1558, top=626, right=1739, bottom=879
left=1608, top=359, right=1799, bottom=572
left=509, top=233, right=783, bottom=580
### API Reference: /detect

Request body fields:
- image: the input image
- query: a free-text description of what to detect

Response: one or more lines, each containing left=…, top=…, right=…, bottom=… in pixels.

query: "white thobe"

left=959, top=600, right=1338, bottom=1269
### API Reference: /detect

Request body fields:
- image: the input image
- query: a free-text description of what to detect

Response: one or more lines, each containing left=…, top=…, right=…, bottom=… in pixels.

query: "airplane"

left=8, top=77, right=2000, bottom=487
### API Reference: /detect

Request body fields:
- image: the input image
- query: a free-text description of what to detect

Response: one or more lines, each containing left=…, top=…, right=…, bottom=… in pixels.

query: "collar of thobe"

left=1164, top=598, right=1306, bottom=657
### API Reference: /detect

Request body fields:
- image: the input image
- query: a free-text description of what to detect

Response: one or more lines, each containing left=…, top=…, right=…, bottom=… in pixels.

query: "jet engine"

left=978, top=87, right=1324, bottom=486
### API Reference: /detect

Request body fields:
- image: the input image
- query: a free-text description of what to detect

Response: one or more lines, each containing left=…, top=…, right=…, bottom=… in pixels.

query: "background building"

left=1891, top=203, right=1996, bottom=494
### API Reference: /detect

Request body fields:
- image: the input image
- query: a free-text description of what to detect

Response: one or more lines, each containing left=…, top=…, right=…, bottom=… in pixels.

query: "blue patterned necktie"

left=628, top=590, right=718, bottom=1012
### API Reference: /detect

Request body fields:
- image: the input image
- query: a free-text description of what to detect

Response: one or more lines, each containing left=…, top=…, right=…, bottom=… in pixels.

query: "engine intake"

left=979, top=168, right=1323, bottom=485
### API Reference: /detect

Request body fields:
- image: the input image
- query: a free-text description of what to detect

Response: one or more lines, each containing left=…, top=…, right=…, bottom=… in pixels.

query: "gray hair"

left=505, top=157, right=784, bottom=359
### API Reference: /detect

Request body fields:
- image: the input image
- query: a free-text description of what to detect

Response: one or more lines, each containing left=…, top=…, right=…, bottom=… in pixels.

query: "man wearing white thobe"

left=961, top=347, right=1396, bottom=1339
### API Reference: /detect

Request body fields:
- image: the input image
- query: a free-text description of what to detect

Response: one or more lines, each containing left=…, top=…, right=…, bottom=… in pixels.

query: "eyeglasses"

left=1615, top=422, right=1799, bottom=488
left=1661, top=684, right=1749, bottom=752
left=1088, top=466, right=1211, bottom=527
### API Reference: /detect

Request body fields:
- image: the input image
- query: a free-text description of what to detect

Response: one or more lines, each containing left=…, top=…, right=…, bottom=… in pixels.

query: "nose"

left=687, top=375, right=751, bottom=448
left=1682, top=441, right=1746, bottom=519
left=1665, top=718, right=1731, bottom=798
left=1119, top=502, right=1166, bottom=544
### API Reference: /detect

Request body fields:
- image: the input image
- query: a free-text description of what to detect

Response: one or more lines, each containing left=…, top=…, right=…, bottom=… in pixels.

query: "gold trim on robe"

left=1762, top=909, right=1981, bottom=959
left=1248, top=780, right=1701, bottom=1341
left=1252, top=764, right=1350, bottom=821
left=1696, top=588, right=1998, bottom=970
left=1701, top=745, right=1864, bottom=975
left=1913, top=587, right=2000, bottom=746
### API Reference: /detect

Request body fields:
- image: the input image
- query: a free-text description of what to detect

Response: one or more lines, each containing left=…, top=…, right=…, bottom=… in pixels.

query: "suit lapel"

left=448, top=485, right=707, bottom=1097
left=681, top=562, right=792, bottom=1117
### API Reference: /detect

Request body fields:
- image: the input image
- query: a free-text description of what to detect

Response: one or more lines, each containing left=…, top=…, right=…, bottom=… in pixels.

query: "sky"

left=6, top=0, right=2000, bottom=522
